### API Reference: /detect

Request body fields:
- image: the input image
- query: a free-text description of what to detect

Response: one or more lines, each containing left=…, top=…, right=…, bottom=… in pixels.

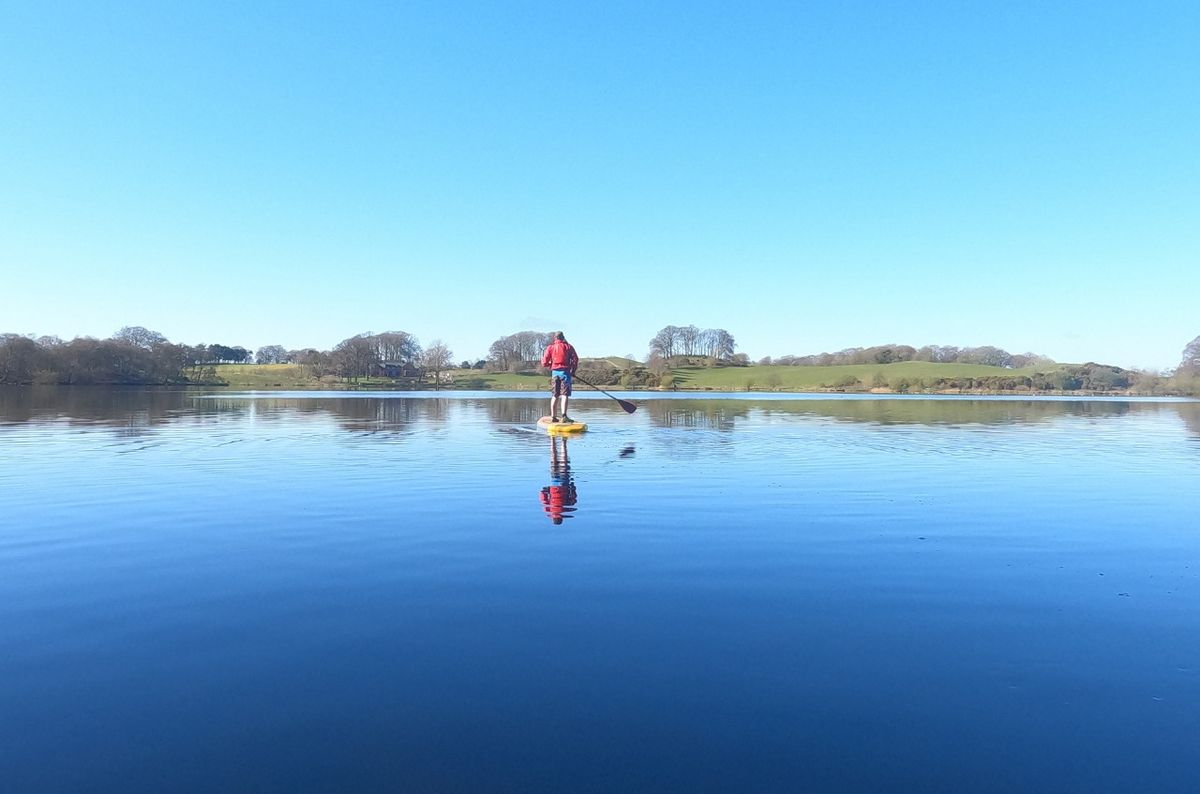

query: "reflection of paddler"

left=540, top=435, right=578, bottom=524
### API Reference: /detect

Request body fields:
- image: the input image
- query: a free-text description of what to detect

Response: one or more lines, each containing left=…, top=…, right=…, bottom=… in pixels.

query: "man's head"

left=554, top=331, right=565, bottom=341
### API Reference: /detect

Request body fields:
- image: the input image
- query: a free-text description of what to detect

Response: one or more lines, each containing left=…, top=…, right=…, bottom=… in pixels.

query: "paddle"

left=573, top=374, right=637, bottom=413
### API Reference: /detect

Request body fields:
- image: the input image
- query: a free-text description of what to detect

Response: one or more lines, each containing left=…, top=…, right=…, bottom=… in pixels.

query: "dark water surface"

left=2, top=389, right=1198, bottom=792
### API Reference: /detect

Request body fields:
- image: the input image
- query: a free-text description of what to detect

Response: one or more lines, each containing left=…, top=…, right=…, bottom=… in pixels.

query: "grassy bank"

left=205, top=364, right=322, bottom=388
left=669, top=361, right=1051, bottom=391
left=209, top=361, right=1075, bottom=393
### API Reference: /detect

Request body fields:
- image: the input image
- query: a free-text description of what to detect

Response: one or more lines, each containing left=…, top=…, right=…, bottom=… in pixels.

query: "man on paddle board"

left=540, top=331, right=579, bottom=423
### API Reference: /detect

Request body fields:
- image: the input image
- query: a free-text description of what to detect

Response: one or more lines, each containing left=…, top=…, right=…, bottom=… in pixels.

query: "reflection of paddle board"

left=537, top=416, right=588, bottom=433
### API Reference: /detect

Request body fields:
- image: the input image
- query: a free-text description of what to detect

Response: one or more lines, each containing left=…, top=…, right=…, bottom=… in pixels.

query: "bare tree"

left=0, top=334, right=44, bottom=383
left=678, top=325, right=701, bottom=356
left=290, top=348, right=331, bottom=376
left=255, top=345, right=288, bottom=364
left=113, top=326, right=167, bottom=350
left=1181, top=335, right=1200, bottom=374
left=374, top=331, right=421, bottom=366
left=646, top=352, right=669, bottom=375
left=651, top=325, right=734, bottom=360
left=708, top=329, right=736, bottom=360
left=331, top=333, right=380, bottom=380
left=422, top=339, right=453, bottom=389
left=487, top=330, right=552, bottom=371
left=649, top=325, right=682, bottom=358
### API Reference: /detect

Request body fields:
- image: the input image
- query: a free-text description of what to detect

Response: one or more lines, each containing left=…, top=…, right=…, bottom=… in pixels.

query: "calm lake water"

left=2, top=389, right=1198, bottom=792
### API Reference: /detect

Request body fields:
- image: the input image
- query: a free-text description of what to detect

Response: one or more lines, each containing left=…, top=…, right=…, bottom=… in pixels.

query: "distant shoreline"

left=2, top=359, right=1196, bottom=398
left=3, top=382, right=1195, bottom=400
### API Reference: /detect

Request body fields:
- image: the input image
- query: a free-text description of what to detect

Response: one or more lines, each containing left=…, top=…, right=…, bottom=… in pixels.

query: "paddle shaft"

left=572, top=374, right=637, bottom=413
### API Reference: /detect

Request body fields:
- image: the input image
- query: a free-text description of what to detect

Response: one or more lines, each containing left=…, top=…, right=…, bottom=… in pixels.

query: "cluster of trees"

left=0, top=326, right=271, bottom=385
left=487, top=331, right=554, bottom=372
left=1125, top=335, right=1200, bottom=396
left=0, top=328, right=214, bottom=385
left=760, top=344, right=1053, bottom=369
left=648, top=325, right=736, bottom=360
left=1180, top=335, right=1200, bottom=375
left=325, top=331, right=421, bottom=379
left=0, top=327, right=456, bottom=386
left=268, top=331, right=454, bottom=384
left=878, top=363, right=1132, bottom=394
left=107, top=327, right=254, bottom=364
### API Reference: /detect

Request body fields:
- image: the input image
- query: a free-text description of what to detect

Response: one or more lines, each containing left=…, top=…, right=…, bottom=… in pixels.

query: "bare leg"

left=560, top=394, right=570, bottom=421
left=549, top=394, right=558, bottom=421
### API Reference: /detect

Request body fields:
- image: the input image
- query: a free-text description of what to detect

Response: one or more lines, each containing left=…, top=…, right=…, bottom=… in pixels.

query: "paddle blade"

left=617, top=399, right=637, bottom=414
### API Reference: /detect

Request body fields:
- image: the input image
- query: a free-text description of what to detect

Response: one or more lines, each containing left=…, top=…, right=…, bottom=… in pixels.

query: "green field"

left=669, top=361, right=1055, bottom=391
left=452, top=361, right=1060, bottom=393
left=207, top=364, right=320, bottom=388
left=446, top=371, right=546, bottom=389
left=209, top=360, right=1060, bottom=392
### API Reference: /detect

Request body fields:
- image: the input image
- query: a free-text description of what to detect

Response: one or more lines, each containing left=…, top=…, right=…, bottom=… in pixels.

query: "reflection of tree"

left=540, top=436, right=578, bottom=524
left=0, top=387, right=201, bottom=435
left=483, top=398, right=546, bottom=425
left=646, top=401, right=747, bottom=431
left=794, top=398, right=1135, bottom=426
left=643, top=397, right=1140, bottom=429
left=2, top=391, right=1192, bottom=446
left=247, top=397, right=443, bottom=434
left=326, top=398, right=423, bottom=433
left=1174, top=403, right=1200, bottom=439
left=0, top=391, right=432, bottom=438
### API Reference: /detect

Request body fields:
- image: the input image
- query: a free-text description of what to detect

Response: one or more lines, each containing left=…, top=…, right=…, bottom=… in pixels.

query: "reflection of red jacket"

left=540, top=485, right=577, bottom=521
left=541, top=340, right=578, bottom=373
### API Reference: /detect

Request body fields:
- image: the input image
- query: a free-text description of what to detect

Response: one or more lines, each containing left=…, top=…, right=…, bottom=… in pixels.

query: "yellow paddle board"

left=537, top=416, right=588, bottom=433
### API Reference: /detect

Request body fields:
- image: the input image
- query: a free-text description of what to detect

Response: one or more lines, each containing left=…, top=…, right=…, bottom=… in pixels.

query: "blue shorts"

left=551, top=370, right=572, bottom=397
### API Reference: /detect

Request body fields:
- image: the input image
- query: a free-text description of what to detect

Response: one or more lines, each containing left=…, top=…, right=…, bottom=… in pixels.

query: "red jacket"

left=541, top=340, right=578, bottom=373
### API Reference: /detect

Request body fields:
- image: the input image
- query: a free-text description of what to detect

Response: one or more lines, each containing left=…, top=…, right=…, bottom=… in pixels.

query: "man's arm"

left=540, top=347, right=552, bottom=368
left=568, top=346, right=579, bottom=375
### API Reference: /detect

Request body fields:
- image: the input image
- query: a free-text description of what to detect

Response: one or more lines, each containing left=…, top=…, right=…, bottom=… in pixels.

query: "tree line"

left=0, top=327, right=456, bottom=386
left=648, top=325, right=736, bottom=360
left=0, top=325, right=559, bottom=385
left=2, top=325, right=1199, bottom=395
left=257, top=331, right=456, bottom=385
left=0, top=327, right=243, bottom=385
left=758, top=344, right=1054, bottom=369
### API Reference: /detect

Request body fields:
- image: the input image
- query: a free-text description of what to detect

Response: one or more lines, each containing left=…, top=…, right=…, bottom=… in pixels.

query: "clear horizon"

left=2, top=2, right=1196, bottom=370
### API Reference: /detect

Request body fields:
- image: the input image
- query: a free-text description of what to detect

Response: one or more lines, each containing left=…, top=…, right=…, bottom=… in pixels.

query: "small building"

left=377, top=362, right=420, bottom=378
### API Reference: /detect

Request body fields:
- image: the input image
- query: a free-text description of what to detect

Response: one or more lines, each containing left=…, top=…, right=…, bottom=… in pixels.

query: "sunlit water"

left=2, top=389, right=1198, bottom=792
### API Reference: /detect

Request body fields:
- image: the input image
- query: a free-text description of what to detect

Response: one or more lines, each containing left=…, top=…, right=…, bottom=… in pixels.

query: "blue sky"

left=2, top=1, right=1196, bottom=369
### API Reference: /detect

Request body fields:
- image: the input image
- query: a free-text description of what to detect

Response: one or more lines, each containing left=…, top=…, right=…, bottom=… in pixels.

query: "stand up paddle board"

left=537, top=416, right=588, bottom=433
